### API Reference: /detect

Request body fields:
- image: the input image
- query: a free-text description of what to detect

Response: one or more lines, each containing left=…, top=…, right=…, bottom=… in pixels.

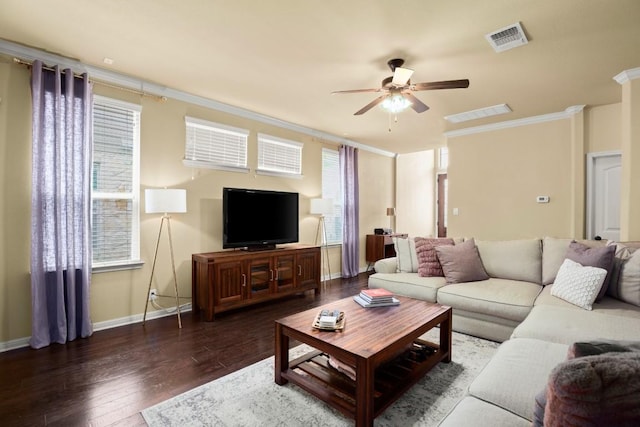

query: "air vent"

left=486, top=22, right=528, bottom=52
left=445, top=104, right=512, bottom=124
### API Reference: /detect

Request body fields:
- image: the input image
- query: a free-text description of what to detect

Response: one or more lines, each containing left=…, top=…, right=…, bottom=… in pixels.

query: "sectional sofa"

left=368, top=236, right=640, bottom=426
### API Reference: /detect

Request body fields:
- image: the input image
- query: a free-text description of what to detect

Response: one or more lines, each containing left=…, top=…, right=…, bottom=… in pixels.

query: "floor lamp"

left=143, top=188, right=187, bottom=329
left=310, top=198, right=333, bottom=283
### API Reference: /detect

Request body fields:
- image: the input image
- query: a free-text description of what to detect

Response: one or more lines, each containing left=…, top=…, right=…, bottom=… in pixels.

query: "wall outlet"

left=148, top=289, right=157, bottom=301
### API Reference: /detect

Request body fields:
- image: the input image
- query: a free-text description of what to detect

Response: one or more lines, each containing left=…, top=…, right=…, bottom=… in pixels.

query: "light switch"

left=453, top=208, right=459, bottom=216
left=536, top=196, right=550, bottom=203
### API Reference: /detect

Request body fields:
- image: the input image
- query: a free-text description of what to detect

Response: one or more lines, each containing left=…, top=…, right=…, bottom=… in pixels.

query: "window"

left=322, top=148, right=342, bottom=244
left=439, top=146, right=449, bottom=170
left=91, top=96, right=141, bottom=270
left=184, top=116, right=249, bottom=172
left=257, top=133, right=303, bottom=177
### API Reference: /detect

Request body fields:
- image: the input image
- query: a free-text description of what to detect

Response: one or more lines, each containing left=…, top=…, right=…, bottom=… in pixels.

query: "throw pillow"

left=567, top=339, right=640, bottom=359
left=565, top=241, right=615, bottom=301
left=414, top=237, right=454, bottom=277
left=544, top=352, right=640, bottom=427
left=435, top=238, right=489, bottom=284
left=607, top=242, right=640, bottom=307
left=550, top=258, right=607, bottom=310
left=393, top=237, right=419, bottom=273
left=535, top=339, right=640, bottom=426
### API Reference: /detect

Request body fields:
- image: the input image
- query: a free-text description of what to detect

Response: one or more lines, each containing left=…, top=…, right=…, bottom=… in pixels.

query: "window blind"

left=184, top=116, right=248, bottom=170
left=257, top=133, right=302, bottom=176
left=322, top=148, right=342, bottom=244
left=92, top=96, right=141, bottom=267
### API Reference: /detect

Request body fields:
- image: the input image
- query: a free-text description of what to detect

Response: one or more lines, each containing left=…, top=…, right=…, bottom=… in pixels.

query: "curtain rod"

left=13, top=57, right=167, bottom=102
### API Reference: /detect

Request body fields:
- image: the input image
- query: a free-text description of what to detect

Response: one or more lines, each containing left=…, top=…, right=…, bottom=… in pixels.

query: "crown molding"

left=613, top=67, right=640, bottom=84
left=0, top=39, right=396, bottom=158
left=444, top=105, right=585, bottom=138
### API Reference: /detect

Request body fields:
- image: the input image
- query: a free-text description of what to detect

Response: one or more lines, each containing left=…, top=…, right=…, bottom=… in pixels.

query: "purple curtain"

left=30, top=60, right=93, bottom=349
left=340, top=145, right=359, bottom=278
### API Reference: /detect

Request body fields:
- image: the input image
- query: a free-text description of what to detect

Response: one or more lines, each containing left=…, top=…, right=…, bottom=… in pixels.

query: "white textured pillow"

left=393, top=237, right=419, bottom=273
left=551, top=258, right=607, bottom=310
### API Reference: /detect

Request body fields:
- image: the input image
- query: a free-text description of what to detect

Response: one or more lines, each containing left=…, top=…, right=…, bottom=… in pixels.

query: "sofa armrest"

left=374, top=257, right=397, bottom=274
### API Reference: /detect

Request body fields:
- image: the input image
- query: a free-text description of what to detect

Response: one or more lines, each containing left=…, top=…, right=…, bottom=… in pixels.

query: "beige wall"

left=396, top=150, right=436, bottom=237
left=0, top=60, right=394, bottom=345
left=446, top=119, right=575, bottom=240
left=586, top=103, right=622, bottom=153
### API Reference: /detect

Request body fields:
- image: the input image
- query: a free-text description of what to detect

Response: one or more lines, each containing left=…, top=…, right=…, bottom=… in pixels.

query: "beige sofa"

left=367, top=237, right=640, bottom=426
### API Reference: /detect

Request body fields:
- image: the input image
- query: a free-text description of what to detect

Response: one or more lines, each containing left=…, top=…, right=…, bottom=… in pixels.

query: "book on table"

left=354, top=288, right=400, bottom=308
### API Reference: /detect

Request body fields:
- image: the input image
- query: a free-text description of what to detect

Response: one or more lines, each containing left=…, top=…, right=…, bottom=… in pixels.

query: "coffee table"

left=274, top=295, right=452, bottom=427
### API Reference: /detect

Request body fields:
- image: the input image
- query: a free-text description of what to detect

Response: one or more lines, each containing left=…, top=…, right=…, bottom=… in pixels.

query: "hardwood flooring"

left=0, top=274, right=368, bottom=427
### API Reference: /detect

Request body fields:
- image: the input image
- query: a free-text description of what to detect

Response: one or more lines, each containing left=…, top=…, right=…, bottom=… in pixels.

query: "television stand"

left=192, top=244, right=321, bottom=321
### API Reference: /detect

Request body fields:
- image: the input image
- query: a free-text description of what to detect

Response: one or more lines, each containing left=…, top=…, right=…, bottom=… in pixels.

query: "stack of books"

left=353, top=288, right=400, bottom=308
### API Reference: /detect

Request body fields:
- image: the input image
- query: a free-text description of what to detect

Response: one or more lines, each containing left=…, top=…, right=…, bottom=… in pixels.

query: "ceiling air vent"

left=486, top=22, right=528, bottom=53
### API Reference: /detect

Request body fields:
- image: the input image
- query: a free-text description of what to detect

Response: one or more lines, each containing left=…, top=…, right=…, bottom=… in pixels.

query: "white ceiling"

left=1, top=0, right=639, bottom=154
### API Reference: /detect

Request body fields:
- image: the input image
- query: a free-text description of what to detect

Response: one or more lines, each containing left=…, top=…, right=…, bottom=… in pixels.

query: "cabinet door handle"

left=270, top=269, right=274, bottom=281
left=242, top=273, right=246, bottom=287
left=298, top=265, right=302, bottom=276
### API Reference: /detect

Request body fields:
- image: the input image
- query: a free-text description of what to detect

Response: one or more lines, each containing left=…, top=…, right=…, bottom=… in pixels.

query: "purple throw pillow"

left=435, top=238, right=489, bottom=284
left=415, top=237, right=454, bottom=277
left=565, top=241, right=615, bottom=301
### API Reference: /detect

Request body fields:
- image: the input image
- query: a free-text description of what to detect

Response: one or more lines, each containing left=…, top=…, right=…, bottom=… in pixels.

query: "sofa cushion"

left=468, top=338, right=568, bottom=422
left=438, top=396, right=531, bottom=427
left=393, top=236, right=419, bottom=273
left=476, top=238, right=542, bottom=284
left=414, top=237, right=454, bottom=277
left=608, top=244, right=640, bottom=307
left=550, top=258, right=607, bottom=310
left=367, top=272, right=446, bottom=303
left=436, top=278, right=542, bottom=322
left=542, top=237, right=605, bottom=285
left=534, top=285, right=640, bottom=319
left=565, top=241, right=615, bottom=301
left=435, top=238, right=489, bottom=284
left=512, top=305, right=640, bottom=345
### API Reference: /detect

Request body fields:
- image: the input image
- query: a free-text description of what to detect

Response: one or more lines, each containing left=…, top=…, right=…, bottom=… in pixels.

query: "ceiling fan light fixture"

left=381, top=93, right=412, bottom=113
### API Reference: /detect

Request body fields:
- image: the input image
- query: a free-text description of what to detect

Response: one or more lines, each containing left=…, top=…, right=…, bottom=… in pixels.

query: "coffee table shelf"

left=283, top=338, right=446, bottom=419
left=275, top=295, right=452, bottom=427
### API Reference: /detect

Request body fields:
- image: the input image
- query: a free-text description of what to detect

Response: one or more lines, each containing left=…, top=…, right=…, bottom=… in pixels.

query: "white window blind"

left=257, top=133, right=303, bottom=177
left=322, top=148, right=342, bottom=244
left=439, top=146, right=449, bottom=170
left=184, top=116, right=249, bottom=172
left=91, top=96, right=141, bottom=269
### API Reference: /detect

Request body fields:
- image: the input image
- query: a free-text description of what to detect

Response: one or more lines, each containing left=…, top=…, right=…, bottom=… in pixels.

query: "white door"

left=587, top=152, right=622, bottom=241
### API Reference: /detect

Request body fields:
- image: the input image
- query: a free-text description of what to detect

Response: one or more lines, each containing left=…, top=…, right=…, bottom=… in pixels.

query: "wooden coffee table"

left=274, top=295, right=452, bottom=427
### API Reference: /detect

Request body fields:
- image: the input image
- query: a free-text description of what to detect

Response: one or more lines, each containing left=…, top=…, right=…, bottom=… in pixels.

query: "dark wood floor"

left=0, top=274, right=369, bottom=427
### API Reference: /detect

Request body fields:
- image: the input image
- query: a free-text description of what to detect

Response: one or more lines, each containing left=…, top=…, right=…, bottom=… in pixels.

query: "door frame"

left=437, top=173, right=447, bottom=237
left=585, top=150, right=621, bottom=240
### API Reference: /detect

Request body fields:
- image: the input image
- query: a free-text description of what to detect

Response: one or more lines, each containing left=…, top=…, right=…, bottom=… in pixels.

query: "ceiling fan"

left=332, top=58, right=470, bottom=115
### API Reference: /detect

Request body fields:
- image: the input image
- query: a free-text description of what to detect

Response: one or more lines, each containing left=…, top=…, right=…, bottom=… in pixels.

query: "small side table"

left=365, top=233, right=408, bottom=270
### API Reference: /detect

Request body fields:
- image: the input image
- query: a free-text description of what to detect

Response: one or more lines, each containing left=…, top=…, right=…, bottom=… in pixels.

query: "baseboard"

left=0, top=304, right=192, bottom=353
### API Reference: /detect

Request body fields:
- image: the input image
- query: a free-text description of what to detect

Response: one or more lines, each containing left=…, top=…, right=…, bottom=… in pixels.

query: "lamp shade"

left=310, top=198, right=333, bottom=215
left=386, top=207, right=396, bottom=216
left=145, top=189, right=187, bottom=214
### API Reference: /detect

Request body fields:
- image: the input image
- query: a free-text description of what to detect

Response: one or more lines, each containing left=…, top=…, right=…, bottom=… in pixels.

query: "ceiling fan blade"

left=403, top=93, right=430, bottom=113
left=331, top=88, right=382, bottom=94
left=412, top=79, right=470, bottom=91
left=392, top=67, right=414, bottom=86
left=354, top=95, right=386, bottom=115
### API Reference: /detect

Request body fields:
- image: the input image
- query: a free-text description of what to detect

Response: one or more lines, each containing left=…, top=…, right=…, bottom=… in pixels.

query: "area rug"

left=142, top=330, right=499, bottom=426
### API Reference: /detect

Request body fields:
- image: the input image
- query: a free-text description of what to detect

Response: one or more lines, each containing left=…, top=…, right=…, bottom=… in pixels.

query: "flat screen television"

left=223, top=187, right=299, bottom=250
